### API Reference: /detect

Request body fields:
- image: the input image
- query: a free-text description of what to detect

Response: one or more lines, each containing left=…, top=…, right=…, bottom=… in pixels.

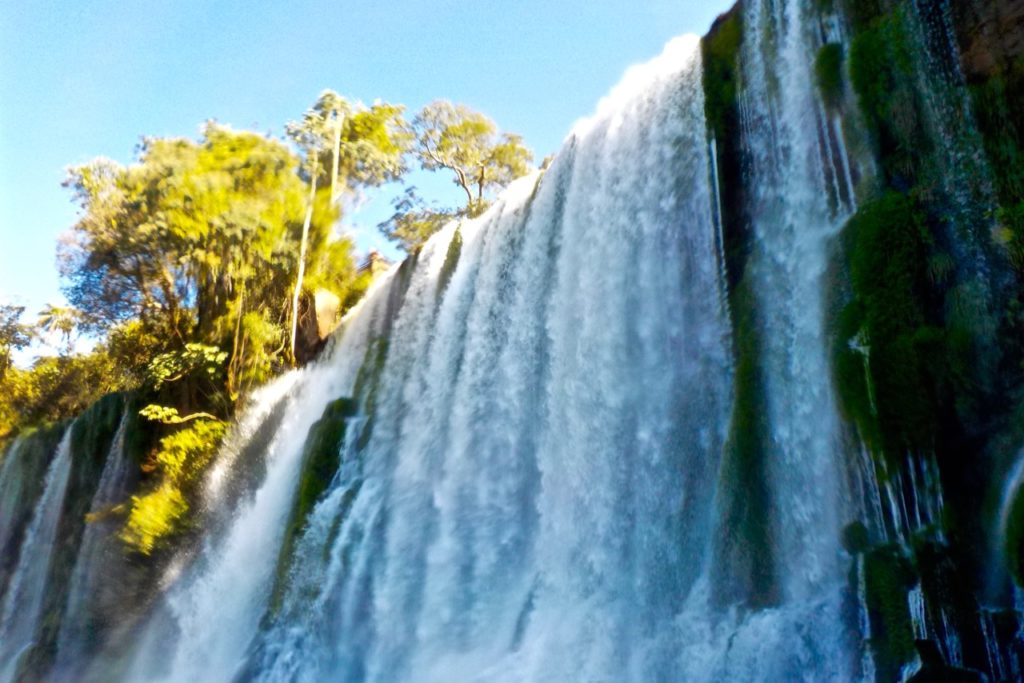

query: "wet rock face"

left=951, top=0, right=1024, bottom=80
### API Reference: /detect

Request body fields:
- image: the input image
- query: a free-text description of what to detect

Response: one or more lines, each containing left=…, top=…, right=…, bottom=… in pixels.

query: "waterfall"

left=101, top=18, right=874, bottom=680
left=0, top=439, right=36, bottom=600
left=52, top=415, right=134, bottom=673
left=122, top=268, right=402, bottom=682
left=740, top=0, right=852, bottom=598
left=12, top=1, right=1024, bottom=679
left=113, top=33, right=752, bottom=683
left=0, top=430, right=73, bottom=682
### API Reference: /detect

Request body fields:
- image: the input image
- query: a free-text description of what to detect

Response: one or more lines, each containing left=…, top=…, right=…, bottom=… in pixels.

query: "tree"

left=0, top=304, right=30, bottom=382
left=413, top=100, right=534, bottom=217
left=286, top=91, right=411, bottom=195
left=60, top=123, right=333, bottom=397
left=377, top=186, right=458, bottom=252
left=285, top=91, right=412, bottom=362
left=37, top=303, right=81, bottom=355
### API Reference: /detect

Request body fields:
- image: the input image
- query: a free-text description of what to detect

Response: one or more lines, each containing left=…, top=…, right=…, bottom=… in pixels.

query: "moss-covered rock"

left=437, top=226, right=463, bottom=297
left=864, top=544, right=917, bottom=681
left=908, top=640, right=985, bottom=682
left=702, top=8, right=743, bottom=145
left=712, top=274, right=779, bottom=609
left=702, top=4, right=754, bottom=295
left=353, top=337, right=389, bottom=451
left=848, top=11, right=923, bottom=185
left=843, top=520, right=872, bottom=555
left=268, top=397, right=358, bottom=614
left=16, top=392, right=129, bottom=681
left=840, top=192, right=941, bottom=457
left=841, top=0, right=886, bottom=33
left=815, top=43, right=845, bottom=110
left=0, top=423, right=68, bottom=601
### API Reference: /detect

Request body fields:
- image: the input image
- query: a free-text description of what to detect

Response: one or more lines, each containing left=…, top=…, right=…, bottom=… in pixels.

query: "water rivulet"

left=2, top=1, right=1024, bottom=681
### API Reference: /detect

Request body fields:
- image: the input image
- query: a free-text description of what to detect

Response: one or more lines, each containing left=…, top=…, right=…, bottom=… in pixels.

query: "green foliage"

left=59, top=122, right=363, bottom=395
left=968, top=63, right=1024, bottom=208
left=413, top=100, right=533, bottom=214
left=145, top=343, right=227, bottom=390
left=151, top=419, right=226, bottom=481
left=138, top=404, right=219, bottom=425
left=996, top=203, right=1024, bottom=271
left=105, top=319, right=169, bottom=385
left=848, top=13, right=921, bottom=181
left=36, top=304, right=82, bottom=354
left=701, top=9, right=744, bottom=142
left=270, top=397, right=357, bottom=612
left=814, top=43, right=844, bottom=109
left=35, top=89, right=536, bottom=562
left=62, top=128, right=303, bottom=342
left=967, top=57, right=1024, bottom=287
left=378, top=187, right=458, bottom=252
left=840, top=0, right=885, bottom=32
left=437, top=226, right=464, bottom=295
left=841, top=192, right=940, bottom=455
left=121, top=419, right=226, bottom=554
left=864, top=545, right=917, bottom=680
left=0, top=304, right=31, bottom=381
left=120, top=483, right=188, bottom=556
left=286, top=90, right=412, bottom=191
left=0, top=351, right=125, bottom=445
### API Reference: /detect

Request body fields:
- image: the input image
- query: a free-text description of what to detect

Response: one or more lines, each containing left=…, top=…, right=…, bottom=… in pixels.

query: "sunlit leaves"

left=0, top=304, right=31, bottom=380
left=121, top=418, right=227, bottom=554
left=413, top=100, right=533, bottom=214
left=286, top=90, right=412, bottom=189
left=145, top=343, right=227, bottom=391
left=378, top=186, right=459, bottom=252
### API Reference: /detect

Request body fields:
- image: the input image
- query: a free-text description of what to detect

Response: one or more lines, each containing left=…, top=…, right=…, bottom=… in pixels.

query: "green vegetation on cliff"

left=0, top=87, right=533, bottom=557
left=702, top=7, right=779, bottom=610
left=269, top=397, right=358, bottom=613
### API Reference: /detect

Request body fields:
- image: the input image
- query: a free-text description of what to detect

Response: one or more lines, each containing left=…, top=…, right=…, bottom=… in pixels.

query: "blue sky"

left=0, top=0, right=732, bottom=321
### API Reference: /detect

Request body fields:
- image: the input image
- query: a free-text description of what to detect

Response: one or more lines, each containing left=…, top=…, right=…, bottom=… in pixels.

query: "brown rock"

left=951, top=0, right=1024, bottom=81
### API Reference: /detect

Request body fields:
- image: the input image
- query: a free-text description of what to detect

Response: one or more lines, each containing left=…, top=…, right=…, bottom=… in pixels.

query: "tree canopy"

left=2, top=90, right=534, bottom=553
left=0, top=304, right=31, bottom=382
left=58, top=122, right=367, bottom=395
left=377, top=100, right=534, bottom=252
left=286, top=90, right=412, bottom=197
left=413, top=100, right=533, bottom=217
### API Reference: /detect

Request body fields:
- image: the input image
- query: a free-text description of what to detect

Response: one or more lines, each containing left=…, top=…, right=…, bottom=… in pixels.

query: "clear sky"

left=0, top=0, right=733, bottom=320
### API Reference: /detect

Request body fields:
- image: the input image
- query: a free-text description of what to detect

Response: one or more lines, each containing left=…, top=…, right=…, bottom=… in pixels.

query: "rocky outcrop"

left=951, top=0, right=1024, bottom=80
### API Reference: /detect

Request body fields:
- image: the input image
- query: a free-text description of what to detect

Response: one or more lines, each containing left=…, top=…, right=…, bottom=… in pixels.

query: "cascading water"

left=11, top=1, right=1024, bottom=680
left=52, top=415, right=134, bottom=674
left=248, top=33, right=737, bottom=683
left=0, top=431, right=73, bottom=681
left=740, top=0, right=853, bottom=596
left=121, top=269, right=402, bottom=683
left=0, top=439, right=38, bottom=600
left=106, top=21, right=871, bottom=680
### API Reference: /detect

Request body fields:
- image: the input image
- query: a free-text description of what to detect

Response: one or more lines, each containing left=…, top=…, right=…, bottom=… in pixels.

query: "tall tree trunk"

left=228, top=286, right=245, bottom=399
left=330, top=112, right=344, bottom=205
left=290, top=158, right=319, bottom=365
left=455, top=167, right=473, bottom=207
